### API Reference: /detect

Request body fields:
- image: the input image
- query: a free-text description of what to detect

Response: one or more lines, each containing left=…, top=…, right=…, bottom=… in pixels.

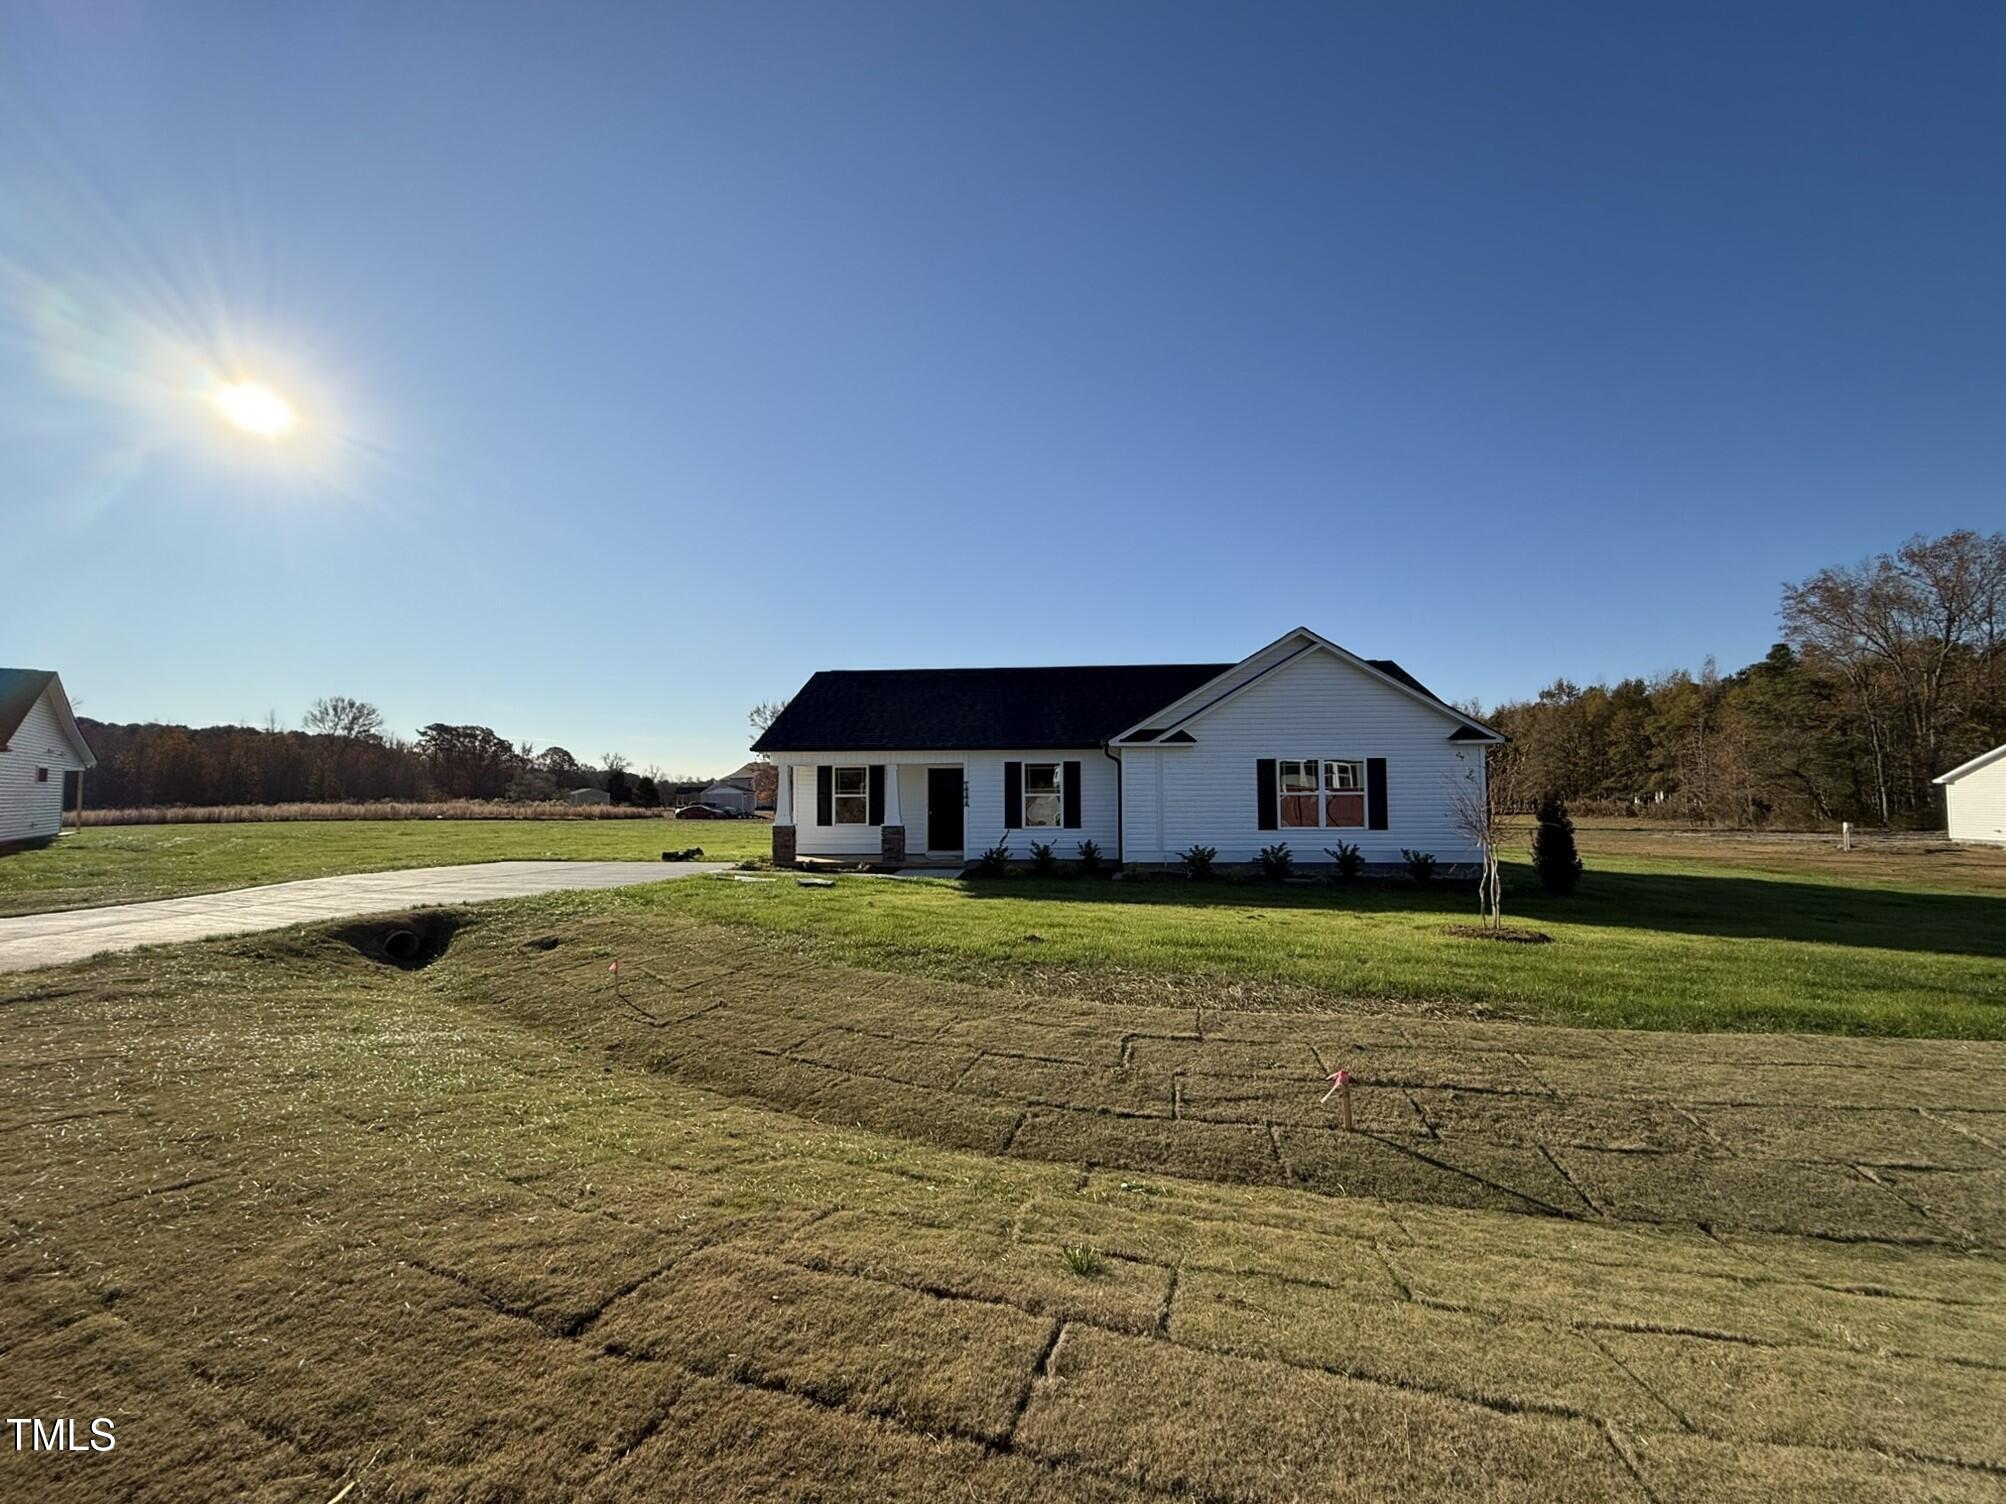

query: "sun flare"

left=213, top=380, right=298, bottom=437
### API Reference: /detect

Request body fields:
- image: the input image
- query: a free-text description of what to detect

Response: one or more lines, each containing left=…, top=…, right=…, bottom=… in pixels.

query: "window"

left=1023, top=763, right=1062, bottom=827
left=35, top=767, right=49, bottom=783
left=1278, top=759, right=1319, bottom=827
left=1278, top=759, right=1365, bottom=829
left=832, top=765, right=868, bottom=824
left=1324, top=760, right=1365, bottom=828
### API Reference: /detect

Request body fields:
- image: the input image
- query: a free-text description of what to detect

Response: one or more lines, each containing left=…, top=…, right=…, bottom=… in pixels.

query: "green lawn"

left=5, top=816, right=2002, bottom=1037
left=0, top=817, right=772, bottom=915
left=643, top=843, right=2006, bottom=1038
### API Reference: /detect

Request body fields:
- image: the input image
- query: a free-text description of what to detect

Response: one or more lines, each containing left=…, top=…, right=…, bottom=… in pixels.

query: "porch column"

left=879, top=761, right=906, bottom=865
left=772, top=763, right=797, bottom=867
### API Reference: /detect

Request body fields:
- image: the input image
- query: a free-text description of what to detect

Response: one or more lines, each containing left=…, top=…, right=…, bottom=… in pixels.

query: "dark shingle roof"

left=0, top=669, right=56, bottom=751
left=752, top=664, right=1232, bottom=752
left=750, top=652, right=1471, bottom=754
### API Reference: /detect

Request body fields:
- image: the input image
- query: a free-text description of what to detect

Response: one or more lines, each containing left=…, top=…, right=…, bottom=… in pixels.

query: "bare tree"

left=1783, top=530, right=2006, bottom=818
left=748, top=698, right=790, bottom=756
left=601, top=751, right=630, bottom=775
left=1447, top=742, right=1524, bottom=932
left=302, top=696, right=386, bottom=745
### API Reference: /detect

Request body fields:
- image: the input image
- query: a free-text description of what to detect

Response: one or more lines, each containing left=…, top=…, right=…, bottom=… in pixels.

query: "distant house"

left=565, top=787, right=611, bottom=807
left=697, top=763, right=758, bottom=816
left=1936, top=744, right=2006, bottom=845
left=752, top=626, right=1503, bottom=867
left=0, top=669, right=96, bottom=849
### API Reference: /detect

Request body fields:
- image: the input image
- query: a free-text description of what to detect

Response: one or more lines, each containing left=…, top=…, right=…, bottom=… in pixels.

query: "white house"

left=0, top=669, right=96, bottom=849
left=752, top=628, right=1504, bottom=868
left=696, top=763, right=760, bottom=815
left=1936, top=743, right=2006, bottom=845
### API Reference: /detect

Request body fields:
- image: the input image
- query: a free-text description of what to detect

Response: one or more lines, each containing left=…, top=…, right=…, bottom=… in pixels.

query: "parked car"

left=674, top=803, right=736, bottom=820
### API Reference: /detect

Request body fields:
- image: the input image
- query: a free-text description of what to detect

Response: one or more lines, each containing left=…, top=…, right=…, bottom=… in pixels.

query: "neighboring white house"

left=0, top=669, right=96, bottom=848
left=751, top=627, right=1504, bottom=867
left=697, top=779, right=756, bottom=816
left=1936, top=743, right=2006, bottom=845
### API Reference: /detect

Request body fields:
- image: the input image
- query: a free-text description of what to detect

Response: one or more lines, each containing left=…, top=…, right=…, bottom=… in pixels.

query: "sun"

left=213, top=380, right=298, bottom=437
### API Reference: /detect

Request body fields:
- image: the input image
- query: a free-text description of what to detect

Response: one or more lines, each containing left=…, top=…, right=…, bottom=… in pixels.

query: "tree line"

left=76, top=699, right=713, bottom=811
left=1484, top=531, right=2006, bottom=827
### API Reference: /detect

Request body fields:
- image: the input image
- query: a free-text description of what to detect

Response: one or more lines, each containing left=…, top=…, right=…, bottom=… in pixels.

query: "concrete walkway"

left=0, top=860, right=729, bottom=973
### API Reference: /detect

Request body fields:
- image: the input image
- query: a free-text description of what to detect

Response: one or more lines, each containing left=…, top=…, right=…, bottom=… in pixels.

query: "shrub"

left=1075, top=839, right=1105, bottom=876
left=972, top=844, right=1012, bottom=877
left=1402, top=849, right=1438, bottom=883
left=1258, top=842, right=1295, bottom=880
left=1531, top=795, right=1585, bottom=894
left=1028, top=841, right=1058, bottom=877
left=1060, top=1243, right=1106, bottom=1277
left=1323, top=840, right=1364, bottom=881
left=1179, top=844, right=1217, bottom=880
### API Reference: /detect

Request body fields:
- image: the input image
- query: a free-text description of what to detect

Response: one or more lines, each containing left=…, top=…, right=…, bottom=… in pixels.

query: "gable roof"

left=1936, top=742, right=2006, bottom=785
left=751, top=634, right=1498, bottom=754
left=0, top=668, right=96, bottom=767
left=1110, top=628, right=1504, bottom=745
left=0, top=670, right=54, bottom=748
left=752, top=664, right=1232, bottom=752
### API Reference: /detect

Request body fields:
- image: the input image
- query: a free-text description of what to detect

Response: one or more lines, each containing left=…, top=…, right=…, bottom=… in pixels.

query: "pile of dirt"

left=1444, top=924, right=1552, bottom=944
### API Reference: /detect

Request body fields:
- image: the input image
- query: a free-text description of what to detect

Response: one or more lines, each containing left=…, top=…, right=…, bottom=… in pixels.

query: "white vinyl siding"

left=1119, top=648, right=1484, bottom=865
left=897, top=764, right=932, bottom=852
left=782, top=749, right=1115, bottom=860
left=1, top=690, right=84, bottom=844
left=1944, top=751, right=2006, bottom=845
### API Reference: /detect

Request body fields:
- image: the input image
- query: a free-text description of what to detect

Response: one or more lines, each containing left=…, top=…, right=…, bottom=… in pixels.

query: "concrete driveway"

left=0, top=860, right=729, bottom=973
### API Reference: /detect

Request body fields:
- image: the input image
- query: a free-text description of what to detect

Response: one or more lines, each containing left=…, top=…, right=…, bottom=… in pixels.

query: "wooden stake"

left=1321, top=1069, right=1355, bottom=1130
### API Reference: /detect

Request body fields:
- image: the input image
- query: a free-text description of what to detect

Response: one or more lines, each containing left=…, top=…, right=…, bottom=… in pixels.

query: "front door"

left=926, top=767, right=964, bottom=852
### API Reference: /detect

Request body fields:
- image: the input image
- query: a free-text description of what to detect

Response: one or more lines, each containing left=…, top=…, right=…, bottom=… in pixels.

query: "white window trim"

left=832, top=764, right=869, bottom=825
left=1278, top=758, right=1367, bottom=830
left=1022, top=761, right=1063, bottom=828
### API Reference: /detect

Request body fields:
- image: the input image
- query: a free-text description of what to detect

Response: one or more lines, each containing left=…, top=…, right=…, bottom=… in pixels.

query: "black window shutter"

left=1062, top=760, right=1082, bottom=828
left=1002, top=761, right=1022, bottom=828
left=1367, top=757, right=1388, bottom=830
left=868, top=764, right=886, bottom=825
left=1256, top=759, right=1277, bottom=830
left=816, top=765, right=833, bottom=826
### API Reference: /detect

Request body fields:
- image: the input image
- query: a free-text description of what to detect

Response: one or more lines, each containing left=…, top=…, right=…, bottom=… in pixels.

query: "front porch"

left=769, top=757, right=967, bottom=869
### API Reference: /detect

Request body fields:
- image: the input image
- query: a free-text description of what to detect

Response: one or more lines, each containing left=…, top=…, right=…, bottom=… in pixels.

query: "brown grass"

left=78, top=799, right=676, bottom=824
left=2, top=899, right=2001, bottom=1500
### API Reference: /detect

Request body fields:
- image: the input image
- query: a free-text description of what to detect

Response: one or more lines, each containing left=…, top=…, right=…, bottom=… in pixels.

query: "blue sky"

left=3, top=2, right=2001, bottom=775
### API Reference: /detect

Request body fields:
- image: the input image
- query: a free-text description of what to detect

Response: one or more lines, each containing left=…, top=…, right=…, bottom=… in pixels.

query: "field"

left=0, top=817, right=772, bottom=916
left=3, top=890, right=2002, bottom=1502
left=2, top=818, right=2003, bottom=1038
